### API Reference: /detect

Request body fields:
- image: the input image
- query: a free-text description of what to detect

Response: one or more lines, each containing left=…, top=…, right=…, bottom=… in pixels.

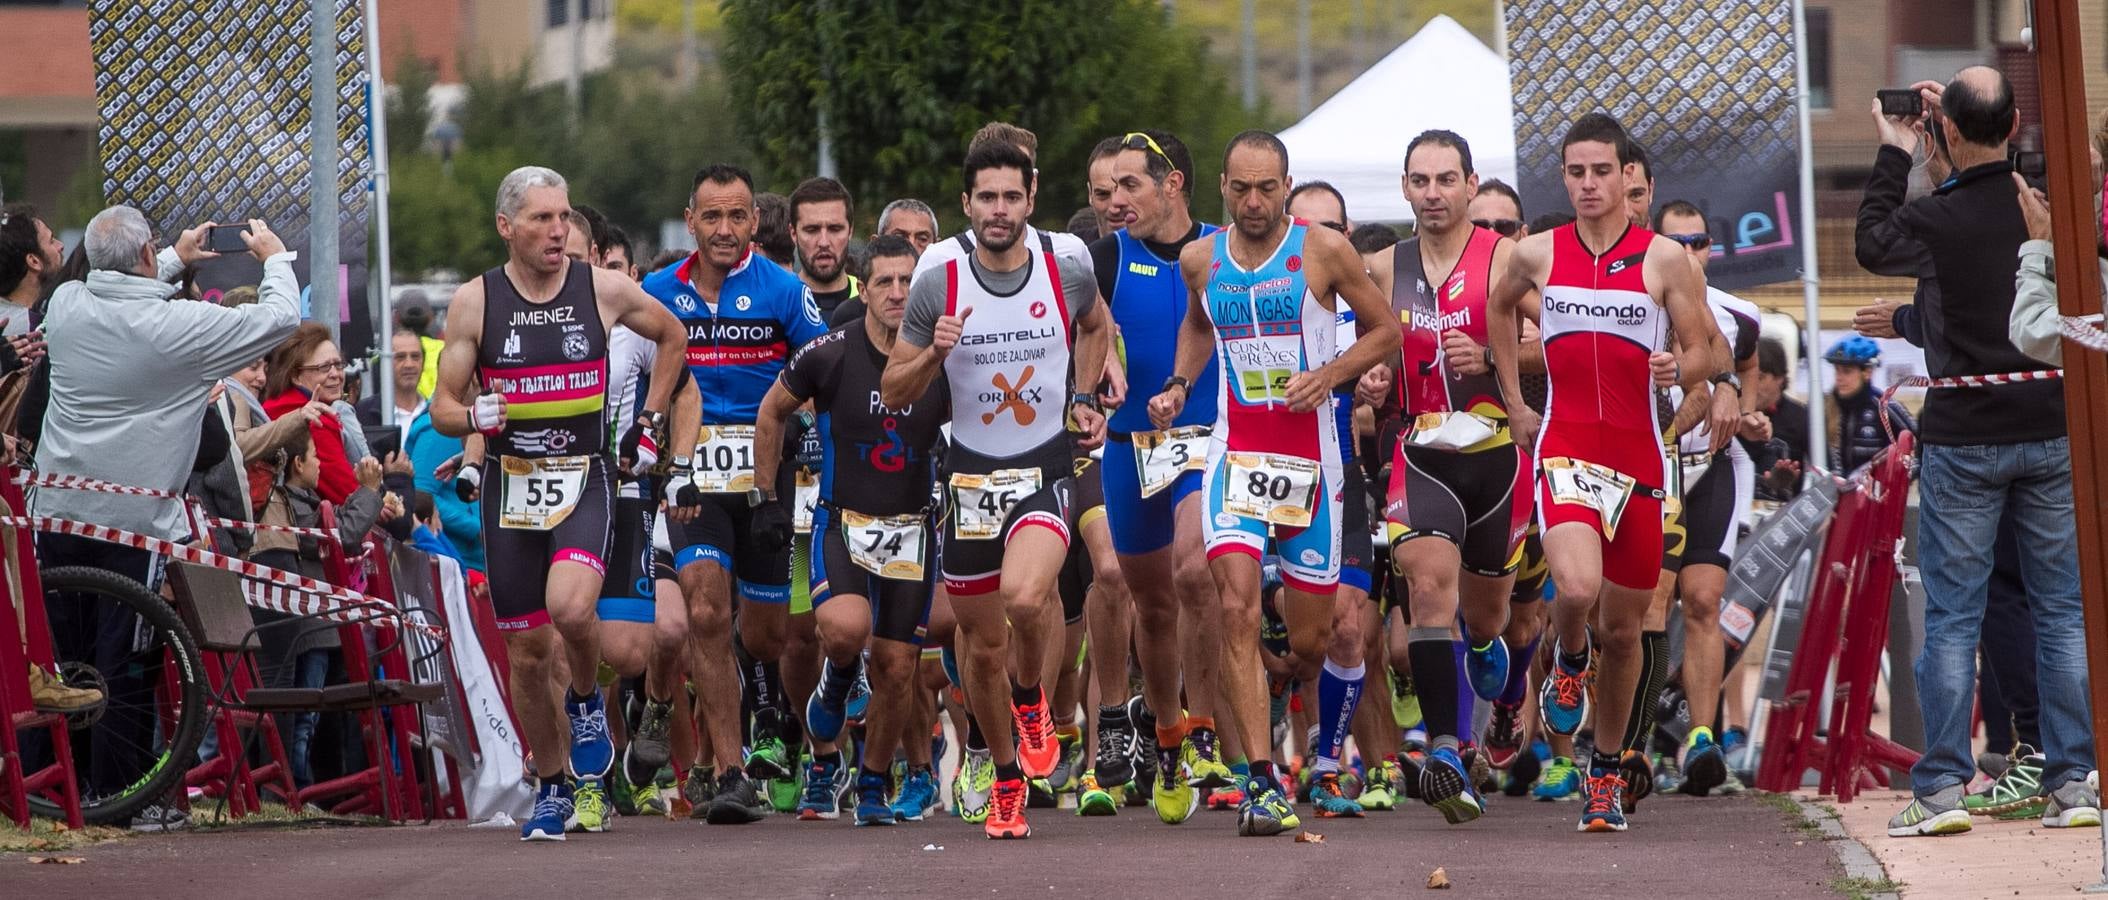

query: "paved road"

left=12, top=793, right=1844, bottom=898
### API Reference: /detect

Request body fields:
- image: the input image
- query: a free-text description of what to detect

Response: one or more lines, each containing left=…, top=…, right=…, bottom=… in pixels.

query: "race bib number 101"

left=692, top=424, right=758, bottom=494
left=948, top=469, right=1044, bottom=541
left=1222, top=452, right=1321, bottom=528
left=499, top=455, right=591, bottom=531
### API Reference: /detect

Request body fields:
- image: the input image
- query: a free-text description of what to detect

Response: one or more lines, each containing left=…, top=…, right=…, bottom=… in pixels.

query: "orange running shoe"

left=1207, top=784, right=1246, bottom=810
left=985, top=778, right=1032, bottom=839
left=1013, top=689, right=1059, bottom=778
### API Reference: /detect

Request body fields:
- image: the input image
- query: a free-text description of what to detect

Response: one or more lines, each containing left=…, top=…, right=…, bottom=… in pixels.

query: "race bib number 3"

left=792, top=469, right=820, bottom=534
left=948, top=469, right=1044, bottom=541
left=692, top=425, right=758, bottom=494
left=840, top=510, right=927, bottom=580
left=1542, top=456, right=1638, bottom=540
left=1222, top=453, right=1321, bottom=528
left=1132, top=426, right=1210, bottom=498
left=499, top=455, right=591, bottom=531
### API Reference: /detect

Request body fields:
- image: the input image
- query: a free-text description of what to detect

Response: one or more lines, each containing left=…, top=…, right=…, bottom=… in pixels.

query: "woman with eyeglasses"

left=261, top=322, right=364, bottom=507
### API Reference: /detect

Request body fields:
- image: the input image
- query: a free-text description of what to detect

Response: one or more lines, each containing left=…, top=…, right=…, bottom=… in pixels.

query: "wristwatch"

left=1069, top=391, right=1102, bottom=412
left=1709, top=371, right=1742, bottom=392
left=1162, top=375, right=1191, bottom=396
left=746, top=487, right=776, bottom=508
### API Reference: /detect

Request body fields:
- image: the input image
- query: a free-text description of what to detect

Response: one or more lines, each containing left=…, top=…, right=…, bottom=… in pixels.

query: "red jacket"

left=264, top=387, right=357, bottom=505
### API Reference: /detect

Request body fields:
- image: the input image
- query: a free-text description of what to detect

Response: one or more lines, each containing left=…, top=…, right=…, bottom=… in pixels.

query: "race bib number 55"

left=948, top=469, right=1044, bottom=540
left=1132, top=426, right=1209, bottom=498
left=1223, top=452, right=1320, bottom=528
left=499, top=455, right=591, bottom=530
left=1542, top=456, right=1638, bottom=540
left=692, top=424, right=757, bottom=494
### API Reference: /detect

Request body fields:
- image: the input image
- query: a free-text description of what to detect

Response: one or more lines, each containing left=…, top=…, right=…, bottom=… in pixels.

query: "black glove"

left=745, top=498, right=793, bottom=556
left=455, top=461, right=483, bottom=502
left=668, top=462, right=703, bottom=511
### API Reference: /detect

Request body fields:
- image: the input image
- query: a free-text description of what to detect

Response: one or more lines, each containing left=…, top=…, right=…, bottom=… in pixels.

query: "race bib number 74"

left=840, top=510, right=927, bottom=580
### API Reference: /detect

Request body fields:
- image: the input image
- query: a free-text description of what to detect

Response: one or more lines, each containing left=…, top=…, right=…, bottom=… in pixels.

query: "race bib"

left=498, top=455, right=590, bottom=531
left=1542, top=456, right=1638, bottom=540
left=792, top=469, right=819, bottom=534
left=1132, top=426, right=1210, bottom=498
left=948, top=469, right=1044, bottom=541
left=1405, top=411, right=1499, bottom=452
left=1678, top=452, right=1714, bottom=492
left=1223, top=452, right=1321, bottom=528
left=840, top=510, right=927, bottom=580
left=692, top=424, right=757, bottom=494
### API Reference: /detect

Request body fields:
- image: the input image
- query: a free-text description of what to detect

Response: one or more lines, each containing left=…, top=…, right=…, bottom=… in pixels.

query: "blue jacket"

left=403, top=407, right=485, bottom=572
left=641, top=248, right=826, bottom=425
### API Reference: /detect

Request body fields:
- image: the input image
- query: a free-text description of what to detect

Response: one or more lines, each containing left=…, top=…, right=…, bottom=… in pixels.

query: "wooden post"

left=2030, top=0, right=2108, bottom=886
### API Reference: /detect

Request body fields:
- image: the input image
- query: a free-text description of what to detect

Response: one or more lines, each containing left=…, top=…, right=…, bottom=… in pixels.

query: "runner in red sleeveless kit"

left=1485, top=114, right=1734, bottom=834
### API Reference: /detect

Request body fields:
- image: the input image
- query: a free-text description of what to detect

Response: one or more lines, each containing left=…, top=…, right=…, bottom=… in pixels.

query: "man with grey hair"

left=876, top=199, right=938, bottom=255
left=35, top=206, right=299, bottom=829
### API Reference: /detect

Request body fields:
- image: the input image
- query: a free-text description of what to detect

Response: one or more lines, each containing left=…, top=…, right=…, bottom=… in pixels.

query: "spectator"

left=211, top=356, right=315, bottom=553
left=357, top=328, right=427, bottom=448
left=32, top=208, right=299, bottom=829
left=404, top=393, right=485, bottom=572
left=1, top=203, right=63, bottom=337
left=220, top=285, right=258, bottom=308
left=646, top=248, right=685, bottom=275
left=1738, top=338, right=1807, bottom=500
left=2007, top=153, right=2106, bottom=366
left=754, top=191, right=796, bottom=268
left=1819, top=336, right=1913, bottom=475
left=397, top=290, right=443, bottom=399
left=1855, top=66, right=2096, bottom=836
left=407, top=489, right=463, bottom=564
left=262, top=324, right=361, bottom=505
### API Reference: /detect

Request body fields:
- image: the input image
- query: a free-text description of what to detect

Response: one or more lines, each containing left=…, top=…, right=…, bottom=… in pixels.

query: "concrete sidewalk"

left=1810, top=788, right=2108, bottom=899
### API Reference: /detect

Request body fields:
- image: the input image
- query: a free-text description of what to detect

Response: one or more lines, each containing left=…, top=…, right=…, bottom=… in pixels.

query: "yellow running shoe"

left=1184, top=726, right=1236, bottom=790
left=1077, top=772, right=1119, bottom=816
left=1153, top=749, right=1198, bottom=824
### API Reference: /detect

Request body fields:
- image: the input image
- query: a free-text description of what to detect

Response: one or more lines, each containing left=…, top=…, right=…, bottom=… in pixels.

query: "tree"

left=721, top=0, right=1258, bottom=229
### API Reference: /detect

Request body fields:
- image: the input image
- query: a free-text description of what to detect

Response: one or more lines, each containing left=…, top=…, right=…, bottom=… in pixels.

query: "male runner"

left=432, top=166, right=689, bottom=841
left=752, top=235, right=948, bottom=826
left=1368, top=130, right=1535, bottom=825
left=1147, top=130, right=1399, bottom=837
left=1087, top=129, right=1236, bottom=824
left=883, top=141, right=1112, bottom=839
left=791, top=177, right=860, bottom=322
left=640, top=164, right=830, bottom=824
left=1087, top=136, right=1137, bottom=238
left=877, top=199, right=940, bottom=256
left=1485, top=114, right=1735, bottom=833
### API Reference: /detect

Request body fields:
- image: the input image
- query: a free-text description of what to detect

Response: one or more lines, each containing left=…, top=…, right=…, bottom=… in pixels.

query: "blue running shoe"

left=854, top=772, right=893, bottom=826
left=1236, top=777, right=1301, bottom=837
left=1465, top=636, right=1510, bottom=702
left=806, top=683, right=847, bottom=745
left=520, top=780, right=573, bottom=842
left=1538, top=653, right=1590, bottom=737
left=891, top=766, right=940, bottom=822
left=1419, top=747, right=1485, bottom=824
left=845, top=657, right=871, bottom=726
left=1533, top=756, right=1581, bottom=801
left=1680, top=728, right=1727, bottom=797
left=1579, top=769, right=1628, bottom=832
left=567, top=691, right=614, bottom=779
left=797, top=757, right=849, bottom=821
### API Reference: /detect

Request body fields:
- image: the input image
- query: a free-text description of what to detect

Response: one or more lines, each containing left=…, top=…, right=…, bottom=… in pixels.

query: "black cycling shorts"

left=483, top=455, right=615, bottom=632
left=939, top=442, right=1075, bottom=599
left=1678, top=451, right=1739, bottom=571
left=1385, top=440, right=1530, bottom=579
left=666, top=465, right=795, bottom=605
left=1339, top=463, right=1375, bottom=594
left=810, top=505, right=935, bottom=645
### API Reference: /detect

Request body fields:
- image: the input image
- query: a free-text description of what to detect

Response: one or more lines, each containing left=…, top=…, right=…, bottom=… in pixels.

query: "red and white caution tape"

left=1879, top=369, right=2064, bottom=442
left=2061, top=315, right=2108, bottom=353
left=18, top=471, right=346, bottom=539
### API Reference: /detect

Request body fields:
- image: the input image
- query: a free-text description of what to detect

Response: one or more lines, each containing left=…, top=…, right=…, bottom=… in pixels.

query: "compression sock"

left=1624, top=630, right=1671, bottom=752
left=964, top=713, right=989, bottom=753
left=1406, top=629, right=1461, bottom=752
left=1500, top=634, right=1541, bottom=706
left=1452, top=639, right=1477, bottom=744
left=1313, top=659, right=1366, bottom=774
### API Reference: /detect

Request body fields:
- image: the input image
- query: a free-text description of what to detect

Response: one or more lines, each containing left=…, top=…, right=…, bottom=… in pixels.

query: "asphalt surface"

left=10, top=792, right=1845, bottom=898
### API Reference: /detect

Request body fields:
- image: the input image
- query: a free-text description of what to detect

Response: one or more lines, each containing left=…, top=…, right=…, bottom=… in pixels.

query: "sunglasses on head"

left=1664, top=232, right=1712, bottom=251
left=1122, top=132, right=1177, bottom=174
left=1472, top=218, right=1523, bottom=238
left=1315, top=220, right=1348, bottom=234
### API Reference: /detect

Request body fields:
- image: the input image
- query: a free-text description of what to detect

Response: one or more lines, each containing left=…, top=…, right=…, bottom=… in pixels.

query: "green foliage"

left=385, top=53, right=436, bottom=161
left=721, top=0, right=1257, bottom=230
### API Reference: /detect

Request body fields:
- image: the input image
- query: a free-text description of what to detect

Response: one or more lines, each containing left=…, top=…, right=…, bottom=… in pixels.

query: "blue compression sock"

left=1313, top=659, right=1366, bottom=774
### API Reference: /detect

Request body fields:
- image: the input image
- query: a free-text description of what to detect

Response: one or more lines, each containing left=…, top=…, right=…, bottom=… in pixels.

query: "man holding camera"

left=1855, top=67, right=2098, bottom=837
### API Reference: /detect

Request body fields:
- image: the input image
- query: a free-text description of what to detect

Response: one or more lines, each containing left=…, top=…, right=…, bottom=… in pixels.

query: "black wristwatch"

left=1709, top=371, right=1741, bottom=393
left=746, top=487, right=776, bottom=508
left=1162, top=375, right=1191, bottom=396
left=1069, top=391, right=1102, bottom=412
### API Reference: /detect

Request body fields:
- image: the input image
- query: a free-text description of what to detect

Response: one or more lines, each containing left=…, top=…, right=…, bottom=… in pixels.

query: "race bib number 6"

left=499, top=455, right=591, bottom=531
left=692, top=424, right=757, bottom=494
left=840, top=510, right=928, bottom=580
left=1132, top=426, right=1210, bottom=498
left=1223, top=452, right=1321, bottom=528
left=948, top=469, right=1044, bottom=540
left=1542, top=456, right=1639, bottom=540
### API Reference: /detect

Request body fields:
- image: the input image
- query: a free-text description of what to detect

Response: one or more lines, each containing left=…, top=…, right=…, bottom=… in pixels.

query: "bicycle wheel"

left=24, top=565, right=208, bottom=825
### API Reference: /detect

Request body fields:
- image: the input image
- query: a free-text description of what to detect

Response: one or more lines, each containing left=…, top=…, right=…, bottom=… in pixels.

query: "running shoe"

left=1463, top=745, right=1497, bottom=795
left=1095, top=704, right=1139, bottom=788
left=955, top=747, right=995, bottom=824
left=1360, top=759, right=1402, bottom=811
left=985, top=778, right=1031, bottom=839
left=682, top=765, right=714, bottom=819
left=1077, top=772, right=1119, bottom=816
left=891, top=765, right=940, bottom=822
left=1185, top=726, right=1236, bottom=789
left=1236, top=778, right=1301, bottom=837
left=609, top=765, right=638, bottom=817
left=855, top=772, right=894, bottom=826
left=1311, top=771, right=1365, bottom=818
left=705, top=768, right=769, bottom=825
left=627, top=699, right=674, bottom=780
left=768, top=774, right=799, bottom=813
left=798, top=756, right=850, bottom=821
left=1680, top=728, right=1727, bottom=797
left=1028, top=778, right=1059, bottom=809
left=845, top=659, right=871, bottom=726
left=1050, top=731, right=1086, bottom=793
left=805, top=679, right=848, bottom=744
left=2042, top=779, right=2102, bottom=829
left=567, top=690, right=615, bottom=780
left=1013, top=689, right=1059, bottom=779
left=629, top=777, right=664, bottom=816
left=1419, top=747, right=1484, bottom=825
left=568, top=776, right=611, bottom=833
left=1578, top=769, right=1628, bottom=833
left=1399, top=739, right=1429, bottom=800
left=746, top=709, right=794, bottom=781
left=1464, top=636, right=1510, bottom=702
left=1391, top=670, right=1423, bottom=730
left=1153, top=745, right=1198, bottom=824
left=1654, top=754, right=1686, bottom=795
left=521, top=780, right=573, bottom=842
left=1206, top=783, right=1245, bottom=811
left=1965, top=746, right=2046, bottom=819
left=128, top=802, right=191, bottom=833
left=1716, top=769, right=1748, bottom=796
left=1127, top=696, right=1159, bottom=788
left=1484, top=701, right=1525, bottom=769
left=1533, top=756, right=1581, bottom=801
left=1506, top=747, right=1543, bottom=797
left=1887, top=786, right=1971, bottom=837
left=1538, top=654, right=1590, bottom=736
left=1620, top=750, right=1653, bottom=813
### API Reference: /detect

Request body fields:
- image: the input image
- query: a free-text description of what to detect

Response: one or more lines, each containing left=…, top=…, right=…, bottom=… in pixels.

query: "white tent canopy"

left=1279, top=15, right=1516, bottom=225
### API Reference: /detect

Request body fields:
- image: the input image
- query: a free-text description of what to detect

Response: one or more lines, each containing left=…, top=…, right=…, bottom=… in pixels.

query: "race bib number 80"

left=1542, top=456, right=1639, bottom=540
left=1132, top=426, right=1210, bottom=498
left=692, top=425, right=757, bottom=494
left=840, top=510, right=927, bottom=580
left=1222, top=452, right=1320, bottom=528
left=948, top=469, right=1044, bottom=541
left=499, top=455, right=591, bottom=531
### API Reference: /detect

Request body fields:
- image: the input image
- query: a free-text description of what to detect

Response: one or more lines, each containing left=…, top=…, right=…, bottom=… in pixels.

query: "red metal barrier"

left=0, top=470, right=85, bottom=829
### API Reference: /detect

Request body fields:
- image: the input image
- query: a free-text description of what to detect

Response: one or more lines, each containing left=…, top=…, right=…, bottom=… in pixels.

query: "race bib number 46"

left=1542, top=456, right=1638, bottom=540
left=948, top=469, right=1044, bottom=541
left=1223, top=452, right=1320, bottom=528
left=692, top=424, right=757, bottom=494
left=1132, top=426, right=1210, bottom=498
left=499, top=455, right=591, bottom=531
left=840, top=510, right=927, bottom=580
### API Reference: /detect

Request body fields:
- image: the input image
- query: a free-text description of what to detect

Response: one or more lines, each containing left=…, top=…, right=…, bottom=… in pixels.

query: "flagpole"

left=308, top=0, right=340, bottom=346
left=1791, top=0, right=1828, bottom=472
left=363, top=0, right=395, bottom=426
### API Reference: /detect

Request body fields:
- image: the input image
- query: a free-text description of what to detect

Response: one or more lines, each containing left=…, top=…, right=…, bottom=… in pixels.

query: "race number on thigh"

left=948, top=468, right=1044, bottom=540
left=1541, top=456, right=1639, bottom=540
left=1133, top=426, right=1210, bottom=498
left=1223, top=452, right=1321, bottom=528
left=692, top=424, right=757, bottom=494
left=793, top=469, right=819, bottom=534
left=840, top=510, right=927, bottom=580
left=499, top=455, right=591, bottom=530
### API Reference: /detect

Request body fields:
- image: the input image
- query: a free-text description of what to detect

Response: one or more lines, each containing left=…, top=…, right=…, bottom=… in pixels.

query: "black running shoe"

left=705, top=768, right=769, bottom=824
